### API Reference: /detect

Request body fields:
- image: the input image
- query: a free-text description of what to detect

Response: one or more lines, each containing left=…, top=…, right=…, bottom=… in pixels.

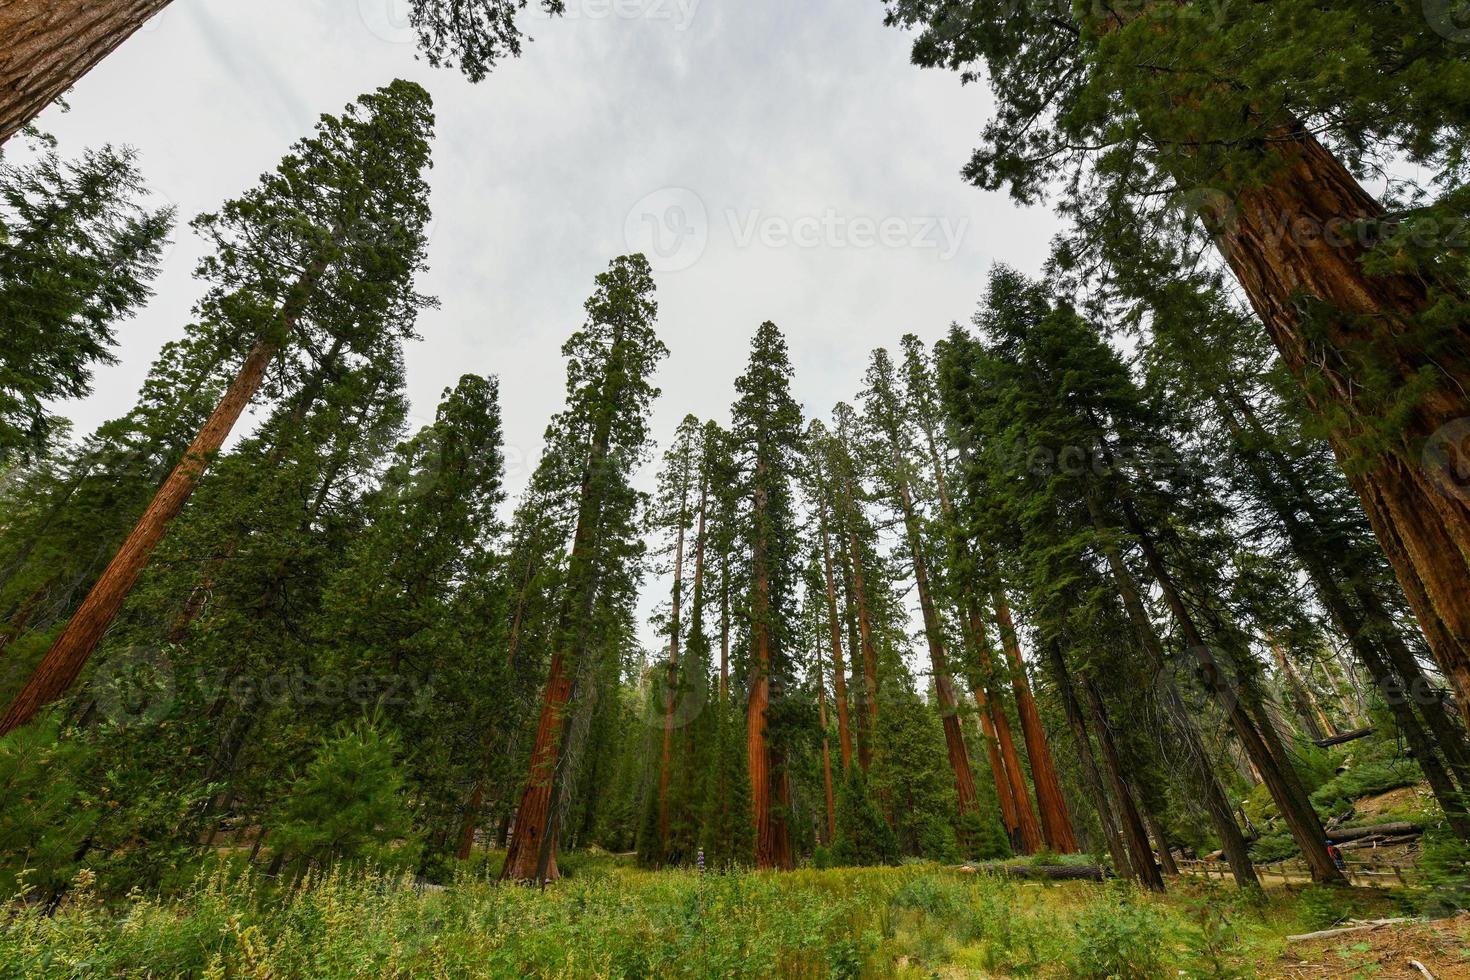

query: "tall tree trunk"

left=843, top=522, right=880, bottom=770
left=0, top=0, right=172, bottom=146
left=963, top=605, right=1023, bottom=845
left=1042, top=640, right=1133, bottom=877
left=991, top=590, right=1077, bottom=853
left=719, top=559, right=730, bottom=702
left=1141, top=802, right=1180, bottom=877
left=1082, top=676, right=1165, bottom=892
left=503, top=315, right=628, bottom=884
left=1116, top=493, right=1344, bottom=884
left=992, top=692, right=1043, bottom=853
left=1212, top=389, right=1470, bottom=836
left=971, top=683, right=1021, bottom=847
left=1271, top=637, right=1330, bottom=742
left=816, top=637, right=837, bottom=846
left=502, top=650, right=572, bottom=882
left=0, top=337, right=279, bottom=736
left=891, top=471, right=979, bottom=821
left=1094, top=522, right=1261, bottom=886
left=1208, top=128, right=1470, bottom=731
left=818, top=511, right=854, bottom=771
left=658, top=516, right=686, bottom=858
left=747, top=466, right=793, bottom=870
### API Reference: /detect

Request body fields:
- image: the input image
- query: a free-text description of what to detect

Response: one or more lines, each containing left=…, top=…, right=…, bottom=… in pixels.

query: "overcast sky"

left=32, top=0, right=1062, bottom=652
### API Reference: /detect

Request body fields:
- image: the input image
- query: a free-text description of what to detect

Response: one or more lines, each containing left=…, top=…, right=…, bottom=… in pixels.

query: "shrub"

left=265, top=718, right=418, bottom=874
left=1418, top=828, right=1470, bottom=917
left=1297, top=886, right=1354, bottom=930
left=0, top=717, right=96, bottom=896
left=832, top=769, right=899, bottom=867
left=1066, top=890, right=1173, bottom=980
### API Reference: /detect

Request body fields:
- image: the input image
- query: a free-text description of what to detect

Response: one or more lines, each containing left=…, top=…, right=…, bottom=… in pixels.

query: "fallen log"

left=1286, top=918, right=1417, bottom=944
left=1315, top=727, right=1375, bottom=748
left=1329, top=823, right=1422, bottom=843
left=962, top=863, right=1108, bottom=882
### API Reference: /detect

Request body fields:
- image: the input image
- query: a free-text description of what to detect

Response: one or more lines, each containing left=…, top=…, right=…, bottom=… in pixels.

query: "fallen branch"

left=1408, top=960, right=1436, bottom=980
left=1286, top=917, right=1417, bottom=943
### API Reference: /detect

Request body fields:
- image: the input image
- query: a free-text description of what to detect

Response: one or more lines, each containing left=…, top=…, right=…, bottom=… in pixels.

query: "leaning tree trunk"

left=1118, top=495, right=1344, bottom=884
left=992, top=590, right=1078, bottom=853
left=971, top=683, right=1022, bottom=846
left=893, top=473, right=980, bottom=822
left=0, top=0, right=172, bottom=146
left=0, top=337, right=277, bottom=736
left=1083, top=676, right=1165, bottom=892
left=1210, top=128, right=1470, bottom=732
left=1042, top=638, right=1134, bottom=878
left=1089, top=504, right=1260, bottom=886
left=991, top=691, right=1044, bottom=853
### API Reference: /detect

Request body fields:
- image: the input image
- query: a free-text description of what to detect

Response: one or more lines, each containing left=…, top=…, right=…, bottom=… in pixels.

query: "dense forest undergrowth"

left=5, top=856, right=1469, bottom=979
left=4, top=0, right=1470, bottom=975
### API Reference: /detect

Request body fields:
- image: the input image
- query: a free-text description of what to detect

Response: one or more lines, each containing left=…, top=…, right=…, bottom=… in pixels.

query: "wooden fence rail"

left=1175, top=857, right=1421, bottom=887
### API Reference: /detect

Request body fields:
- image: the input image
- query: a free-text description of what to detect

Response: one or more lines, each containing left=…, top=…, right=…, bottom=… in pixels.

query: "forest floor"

left=1268, top=914, right=1470, bottom=979
left=4, top=854, right=1467, bottom=978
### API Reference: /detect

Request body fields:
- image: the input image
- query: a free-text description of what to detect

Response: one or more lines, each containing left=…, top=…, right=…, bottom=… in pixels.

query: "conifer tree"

left=0, top=141, right=171, bottom=462
left=501, top=255, right=665, bottom=883
left=951, top=266, right=1340, bottom=883
left=0, top=80, right=437, bottom=736
left=729, top=321, right=804, bottom=871
left=883, top=0, right=1470, bottom=727
left=649, top=415, right=701, bottom=863
left=859, top=347, right=980, bottom=831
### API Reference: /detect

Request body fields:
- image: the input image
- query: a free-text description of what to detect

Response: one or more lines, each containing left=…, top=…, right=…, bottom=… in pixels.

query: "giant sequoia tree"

left=0, top=80, right=437, bottom=736
left=0, top=0, right=565, bottom=146
left=730, top=321, right=804, bottom=871
left=884, top=0, right=1470, bottom=727
left=500, top=255, right=665, bottom=883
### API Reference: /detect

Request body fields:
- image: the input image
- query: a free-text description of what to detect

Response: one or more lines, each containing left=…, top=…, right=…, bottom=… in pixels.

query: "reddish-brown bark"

left=992, top=592, right=1078, bottom=853
left=746, top=470, right=793, bottom=870
left=1205, top=129, right=1470, bottom=733
left=0, top=337, right=278, bottom=736
left=501, top=651, right=572, bottom=882
left=657, top=516, right=686, bottom=857
left=0, top=0, right=173, bottom=146
left=972, top=684, right=1021, bottom=841
left=991, top=692, right=1043, bottom=853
